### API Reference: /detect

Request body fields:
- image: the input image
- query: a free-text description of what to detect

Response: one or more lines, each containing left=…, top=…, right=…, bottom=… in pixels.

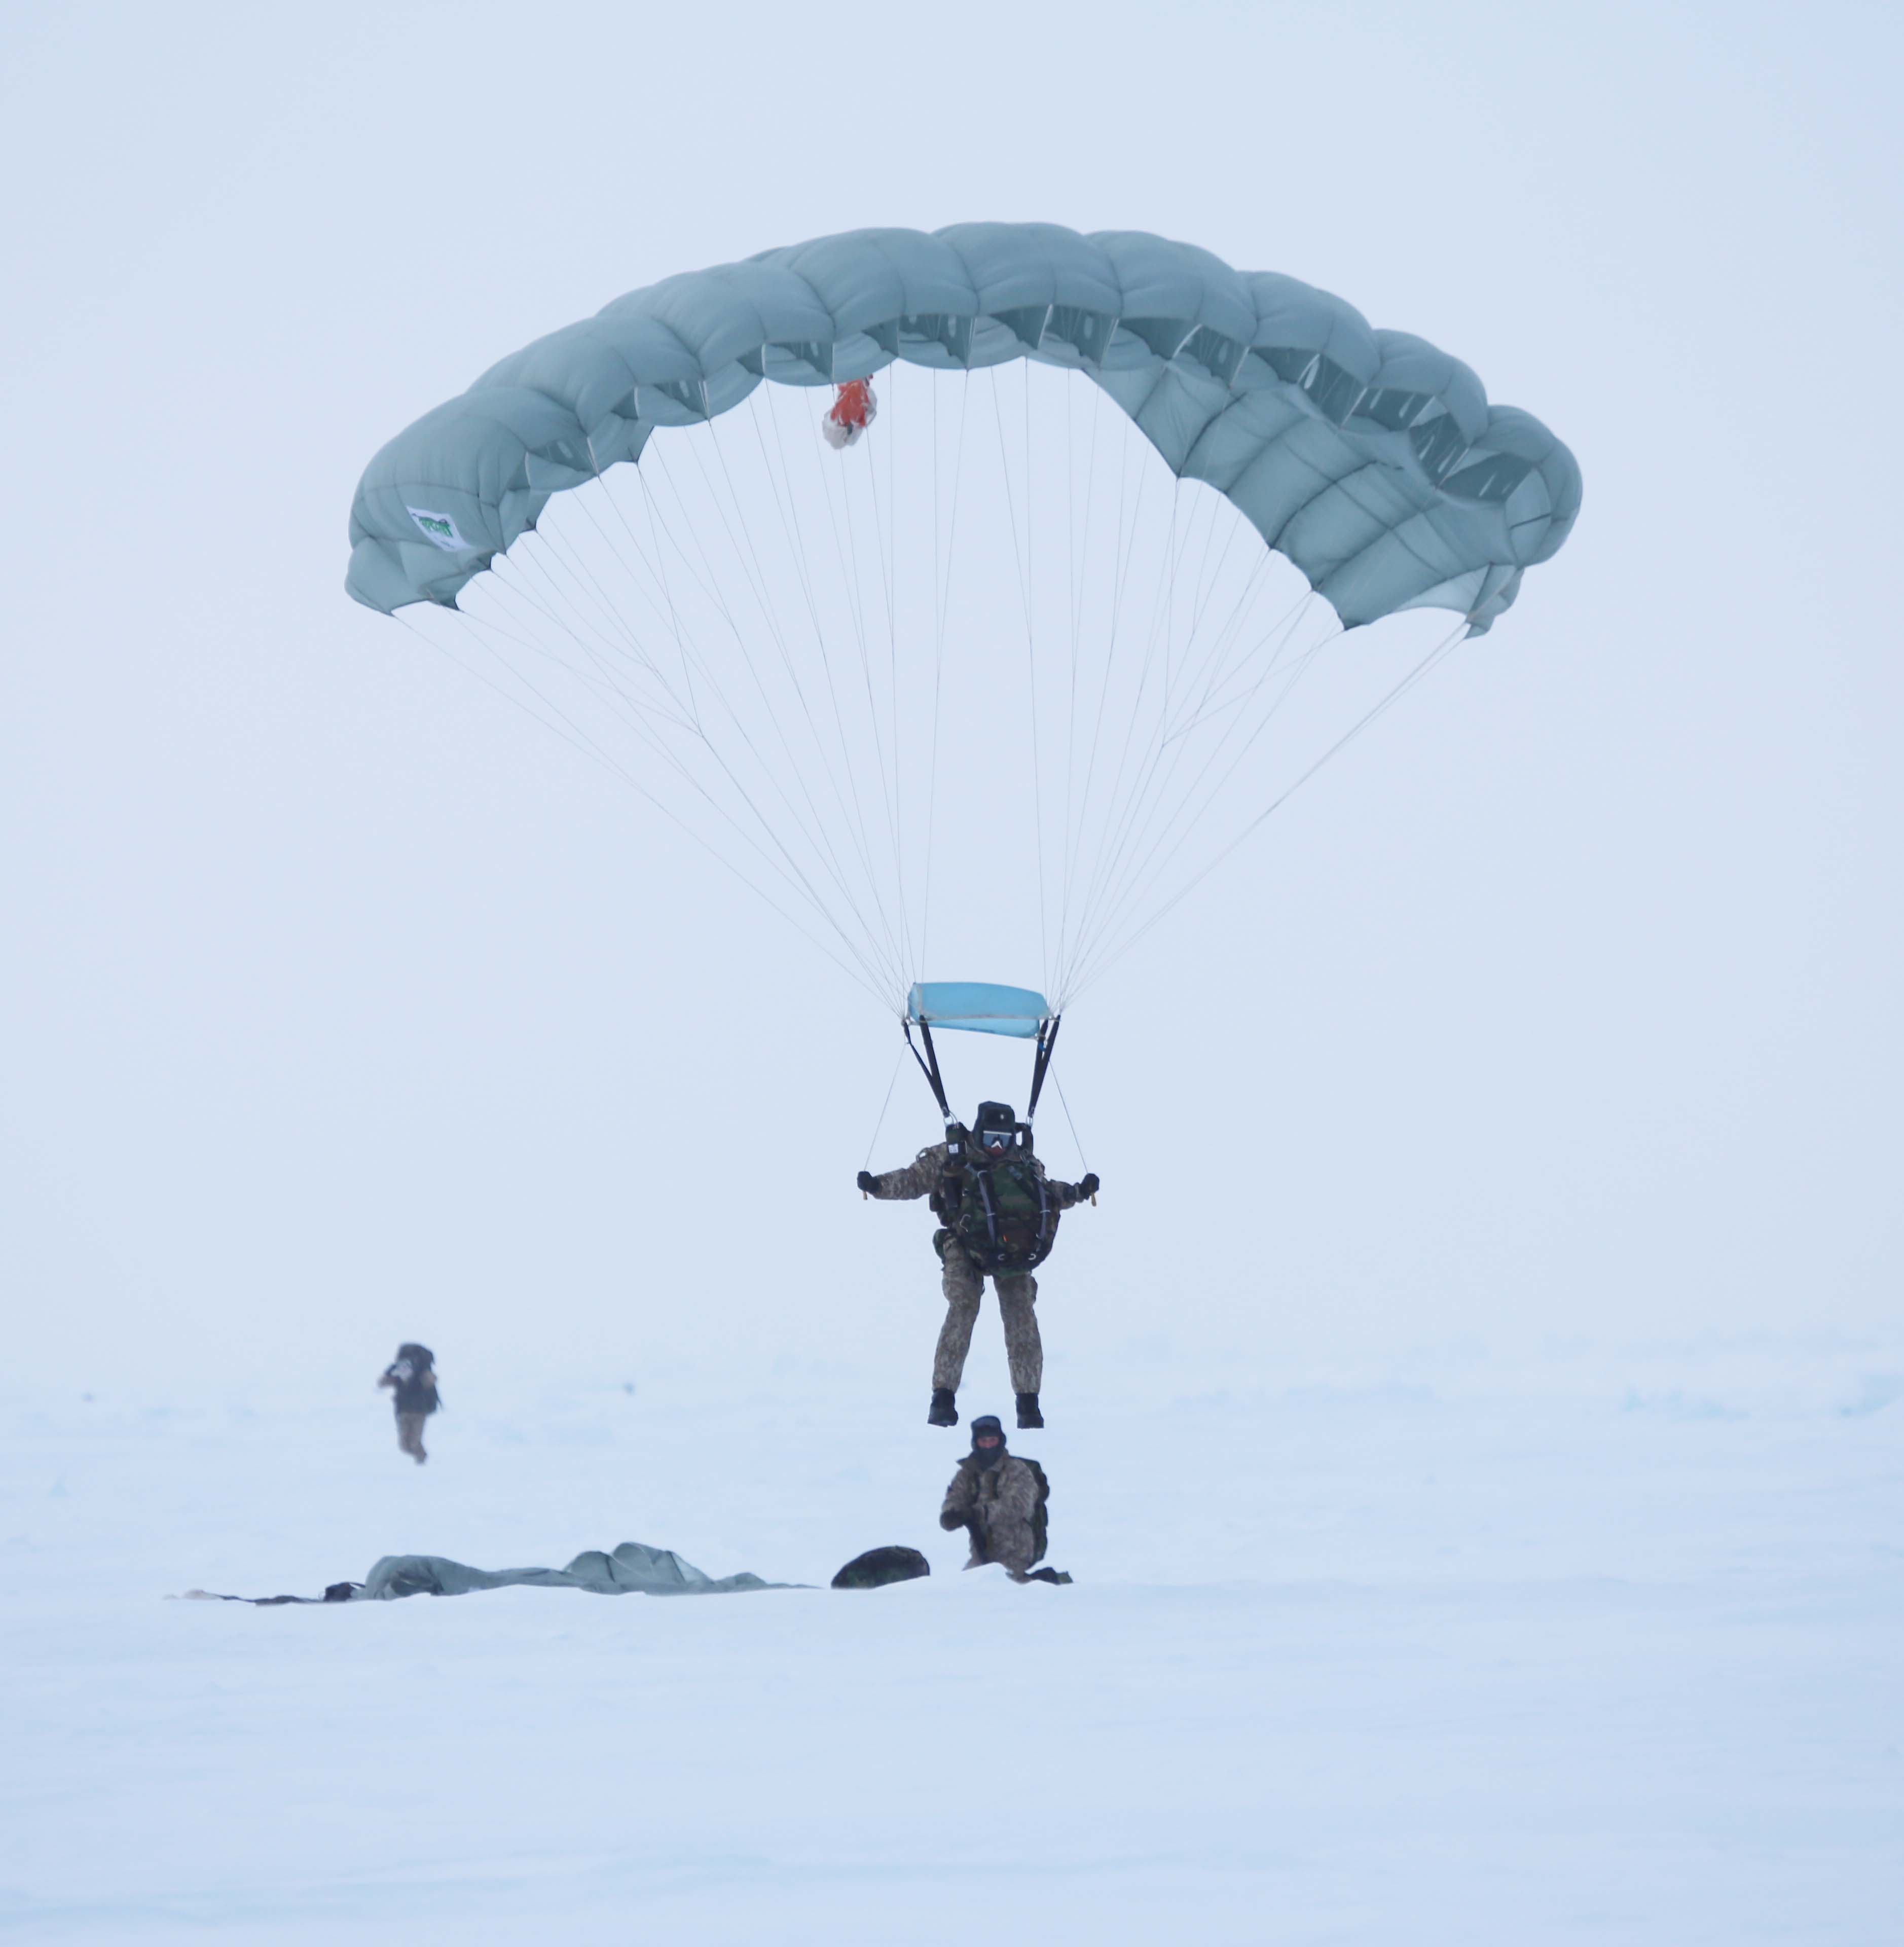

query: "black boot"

left=927, top=1388, right=959, bottom=1427
left=1015, top=1391, right=1044, bottom=1429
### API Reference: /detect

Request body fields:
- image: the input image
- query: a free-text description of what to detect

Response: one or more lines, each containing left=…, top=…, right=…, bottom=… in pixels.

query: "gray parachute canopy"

left=346, top=223, right=1579, bottom=633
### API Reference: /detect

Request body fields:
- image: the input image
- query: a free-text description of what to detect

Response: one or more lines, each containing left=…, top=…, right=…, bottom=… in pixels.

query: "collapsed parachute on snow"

left=344, top=224, right=1579, bottom=1073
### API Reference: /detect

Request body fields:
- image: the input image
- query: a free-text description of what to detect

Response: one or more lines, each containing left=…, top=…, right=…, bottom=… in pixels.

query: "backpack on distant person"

left=385, top=1345, right=440, bottom=1415
left=1022, top=1458, right=1050, bottom=1565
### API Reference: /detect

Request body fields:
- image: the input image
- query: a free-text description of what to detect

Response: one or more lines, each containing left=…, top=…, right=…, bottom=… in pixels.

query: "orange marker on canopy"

left=821, top=378, right=878, bottom=449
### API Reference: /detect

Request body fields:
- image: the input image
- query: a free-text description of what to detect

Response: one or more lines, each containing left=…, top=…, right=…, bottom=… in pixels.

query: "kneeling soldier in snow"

left=939, top=1414, right=1069, bottom=1583
left=860, top=1100, right=1097, bottom=1429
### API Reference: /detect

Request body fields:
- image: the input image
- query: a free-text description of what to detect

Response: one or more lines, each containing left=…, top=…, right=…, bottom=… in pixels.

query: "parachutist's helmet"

left=974, top=1102, right=1018, bottom=1155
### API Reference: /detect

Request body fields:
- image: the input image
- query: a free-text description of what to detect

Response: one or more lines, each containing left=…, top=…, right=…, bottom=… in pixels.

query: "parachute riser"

left=901, top=1012, right=1064, bottom=1164
left=903, top=1016, right=957, bottom=1135
left=1028, top=1016, right=1061, bottom=1125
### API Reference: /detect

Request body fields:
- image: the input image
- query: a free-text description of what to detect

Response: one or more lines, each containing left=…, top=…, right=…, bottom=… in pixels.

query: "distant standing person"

left=938, top=1414, right=1070, bottom=1583
left=378, top=1343, right=439, bottom=1464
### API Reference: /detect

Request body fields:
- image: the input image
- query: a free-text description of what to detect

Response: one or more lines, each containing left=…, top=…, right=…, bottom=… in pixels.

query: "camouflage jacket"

left=866, top=1142, right=1090, bottom=1209
left=939, top=1452, right=1047, bottom=1574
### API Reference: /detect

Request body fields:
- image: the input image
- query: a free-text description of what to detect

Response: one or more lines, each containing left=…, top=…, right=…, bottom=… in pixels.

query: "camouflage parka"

left=939, top=1451, right=1049, bottom=1576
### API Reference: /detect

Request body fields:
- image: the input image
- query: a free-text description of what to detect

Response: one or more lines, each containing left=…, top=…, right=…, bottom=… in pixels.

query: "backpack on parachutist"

left=929, top=1119, right=1061, bottom=1276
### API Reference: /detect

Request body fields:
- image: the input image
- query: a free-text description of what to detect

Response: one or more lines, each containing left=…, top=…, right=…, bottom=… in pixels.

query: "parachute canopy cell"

left=346, top=223, right=1581, bottom=635
left=907, top=983, right=1051, bottom=1039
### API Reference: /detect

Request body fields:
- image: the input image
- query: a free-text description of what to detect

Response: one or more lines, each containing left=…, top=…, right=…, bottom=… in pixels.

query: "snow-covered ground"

left=4, top=1337, right=1900, bottom=1943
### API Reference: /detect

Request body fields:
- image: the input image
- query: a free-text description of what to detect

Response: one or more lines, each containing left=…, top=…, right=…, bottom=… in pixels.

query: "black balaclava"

left=968, top=1414, right=1008, bottom=1469
left=396, top=1343, right=433, bottom=1369
left=973, top=1102, right=1018, bottom=1157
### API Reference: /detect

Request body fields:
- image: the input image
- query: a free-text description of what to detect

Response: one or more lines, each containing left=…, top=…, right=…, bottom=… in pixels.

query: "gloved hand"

left=1078, top=1172, right=1100, bottom=1199
left=940, top=1508, right=971, bottom=1532
left=856, top=1169, right=877, bottom=1194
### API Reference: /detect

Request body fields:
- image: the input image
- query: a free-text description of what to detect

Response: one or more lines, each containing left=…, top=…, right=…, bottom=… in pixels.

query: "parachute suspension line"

left=586, top=441, right=770, bottom=748
left=1056, top=377, right=1103, bottom=996
left=626, top=447, right=909, bottom=1001
left=584, top=438, right=685, bottom=617
left=398, top=606, right=624, bottom=785
left=474, top=562, right=714, bottom=809
left=637, top=436, right=909, bottom=1000
left=1061, top=377, right=1077, bottom=974
left=1051, top=1071, right=1090, bottom=1176
left=1027, top=360, right=1048, bottom=997
left=483, top=545, right=728, bottom=808
left=1151, top=588, right=1323, bottom=875
left=464, top=549, right=649, bottom=726
left=582, top=445, right=767, bottom=744
left=919, top=370, right=972, bottom=984
left=1165, top=489, right=1233, bottom=734
left=1066, top=617, right=1360, bottom=997
left=1079, top=411, right=1164, bottom=921
left=1058, top=469, right=1194, bottom=1005
left=1194, top=501, right=1257, bottom=648
left=864, top=368, right=904, bottom=957
left=866, top=365, right=908, bottom=987
left=489, top=546, right=903, bottom=1005
left=531, top=500, right=665, bottom=675
left=804, top=378, right=905, bottom=980
left=1160, top=546, right=1291, bottom=745
left=1056, top=515, right=1341, bottom=1008
left=1177, top=559, right=1269, bottom=715
left=565, top=464, right=720, bottom=714
left=398, top=610, right=892, bottom=1011
left=794, top=380, right=914, bottom=994
left=1065, top=621, right=1472, bottom=1002
left=744, top=390, right=897, bottom=933
left=862, top=1046, right=904, bottom=1170
left=474, top=562, right=852, bottom=936
left=508, top=529, right=697, bottom=741
left=988, top=366, right=1049, bottom=995
left=920, top=370, right=941, bottom=981
left=1057, top=521, right=1315, bottom=999
left=489, top=536, right=630, bottom=689
left=680, top=415, right=887, bottom=936
left=1059, top=405, right=1143, bottom=995
left=1058, top=602, right=1341, bottom=1002
left=1184, top=484, right=1229, bottom=656
left=727, top=391, right=911, bottom=994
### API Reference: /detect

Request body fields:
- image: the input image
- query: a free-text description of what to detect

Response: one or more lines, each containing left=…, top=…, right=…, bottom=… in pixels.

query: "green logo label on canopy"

left=407, top=506, right=472, bottom=553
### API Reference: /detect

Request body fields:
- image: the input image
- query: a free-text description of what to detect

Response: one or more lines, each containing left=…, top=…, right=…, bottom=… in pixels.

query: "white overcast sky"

left=2, top=0, right=1898, bottom=1394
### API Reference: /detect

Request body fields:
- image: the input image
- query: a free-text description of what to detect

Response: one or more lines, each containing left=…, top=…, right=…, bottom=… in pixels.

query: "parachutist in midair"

left=939, top=1414, right=1070, bottom=1583
left=858, top=1102, right=1097, bottom=1429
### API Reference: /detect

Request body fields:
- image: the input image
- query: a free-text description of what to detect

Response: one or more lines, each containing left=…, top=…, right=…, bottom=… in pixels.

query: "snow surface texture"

left=4, top=1338, right=1900, bottom=1944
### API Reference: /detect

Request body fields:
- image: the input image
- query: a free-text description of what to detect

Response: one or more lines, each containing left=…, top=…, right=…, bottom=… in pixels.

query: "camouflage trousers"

left=395, top=1412, right=428, bottom=1463
left=934, top=1244, right=1042, bottom=1393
